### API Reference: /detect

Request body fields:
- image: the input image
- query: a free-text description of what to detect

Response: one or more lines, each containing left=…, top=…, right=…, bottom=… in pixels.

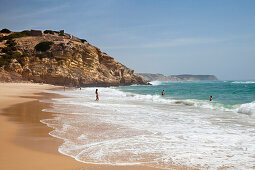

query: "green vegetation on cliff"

left=44, top=30, right=64, bottom=36
left=0, top=39, right=21, bottom=66
left=0, top=28, right=11, bottom=33
left=0, top=29, right=146, bottom=86
left=0, top=30, right=30, bottom=42
left=79, top=39, right=87, bottom=43
left=44, top=30, right=54, bottom=34
left=35, top=41, right=53, bottom=52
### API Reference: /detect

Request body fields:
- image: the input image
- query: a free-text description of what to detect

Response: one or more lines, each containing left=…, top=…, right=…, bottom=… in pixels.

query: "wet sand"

left=0, top=83, right=181, bottom=170
left=0, top=83, right=89, bottom=170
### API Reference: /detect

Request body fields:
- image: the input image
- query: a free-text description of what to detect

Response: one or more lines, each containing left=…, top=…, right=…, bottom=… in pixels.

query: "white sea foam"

left=232, top=81, right=255, bottom=84
left=44, top=88, right=255, bottom=116
left=236, top=101, right=255, bottom=115
left=149, top=81, right=162, bottom=86
left=41, top=88, right=255, bottom=169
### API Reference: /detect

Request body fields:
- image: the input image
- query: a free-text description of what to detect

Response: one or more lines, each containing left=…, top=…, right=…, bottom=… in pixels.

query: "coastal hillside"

left=138, top=73, right=218, bottom=81
left=0, top=29, right=146, bottom=86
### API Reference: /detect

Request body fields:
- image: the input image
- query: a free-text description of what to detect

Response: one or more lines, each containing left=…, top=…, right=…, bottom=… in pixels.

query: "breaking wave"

left=232, top=81, right=255, bottom=84
left=149, top=81, right=162, bottom=86
left=41, top=86, right=255, bottom=169
left=236, top=101, right=255, bottom=115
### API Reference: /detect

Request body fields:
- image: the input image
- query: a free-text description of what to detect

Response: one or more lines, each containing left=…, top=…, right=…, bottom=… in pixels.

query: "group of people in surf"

left=94, top=89, right=213, bottom=102
left=161, top=90, right=213, bottom=101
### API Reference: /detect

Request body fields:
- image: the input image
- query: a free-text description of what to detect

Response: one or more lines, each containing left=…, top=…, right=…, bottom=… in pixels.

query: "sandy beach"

left=0, top=83, right=169, bottom=170
left=0, top=83, right=88, bottom=170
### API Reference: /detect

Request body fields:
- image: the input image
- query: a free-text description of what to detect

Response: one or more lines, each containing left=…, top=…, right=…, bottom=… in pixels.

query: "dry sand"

left=0, top=83, right=88, bottom=170
left=0, top=83, right=179, bottom=170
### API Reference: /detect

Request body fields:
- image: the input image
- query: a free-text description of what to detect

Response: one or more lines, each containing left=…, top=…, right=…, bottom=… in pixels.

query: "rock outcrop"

left=0, top=30, right=146, bottom=86
left=138, top=73, right=218, bottom=82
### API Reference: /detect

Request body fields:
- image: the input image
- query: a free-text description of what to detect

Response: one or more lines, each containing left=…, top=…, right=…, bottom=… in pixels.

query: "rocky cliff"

left=0, top=29, right=146, bottom=86
left=138, top=73, right=218, bottom=81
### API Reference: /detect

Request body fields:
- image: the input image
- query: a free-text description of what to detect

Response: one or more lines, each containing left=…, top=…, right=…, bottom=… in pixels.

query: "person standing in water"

left=161, top=90, right=165, bottom=96
left=209, top=96, right=213, bottom=101
left=95, top=89, right=99, bottom=101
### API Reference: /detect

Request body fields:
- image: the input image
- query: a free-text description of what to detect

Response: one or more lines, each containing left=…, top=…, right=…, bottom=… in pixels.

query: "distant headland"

left=138, top=73, right=218, bottom=81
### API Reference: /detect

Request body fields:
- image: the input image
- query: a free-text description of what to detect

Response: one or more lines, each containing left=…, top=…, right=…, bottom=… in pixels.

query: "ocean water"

left=41, top=81, right=255, bottom=169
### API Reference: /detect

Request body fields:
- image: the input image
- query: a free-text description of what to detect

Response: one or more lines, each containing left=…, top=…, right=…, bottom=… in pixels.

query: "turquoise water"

left=42, top=80, right=255, bottom=169
left=117, top=80, right=255, bottom=113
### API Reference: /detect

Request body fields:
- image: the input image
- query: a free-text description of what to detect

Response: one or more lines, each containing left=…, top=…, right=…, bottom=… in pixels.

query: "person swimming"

left=161, top=90, right=165, bottom=96
left=95, top=89, right=99, bottom=101
left=210, top=96, right=213, bottom=101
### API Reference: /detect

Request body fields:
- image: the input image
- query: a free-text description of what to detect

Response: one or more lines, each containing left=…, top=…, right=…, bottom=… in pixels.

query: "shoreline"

left=0, top=83, right=88, bottom=170
left=0, top=83, right=171, bottom=170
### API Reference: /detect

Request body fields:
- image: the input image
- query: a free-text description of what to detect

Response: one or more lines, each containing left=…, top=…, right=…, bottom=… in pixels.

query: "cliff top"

left=0, top=28, right=146, bottom=86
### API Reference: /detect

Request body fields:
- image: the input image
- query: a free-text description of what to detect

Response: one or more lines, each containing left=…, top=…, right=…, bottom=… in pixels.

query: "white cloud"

left=102, top=35, right=255, bottom=50
left=103, top=37, right=220, bottom=49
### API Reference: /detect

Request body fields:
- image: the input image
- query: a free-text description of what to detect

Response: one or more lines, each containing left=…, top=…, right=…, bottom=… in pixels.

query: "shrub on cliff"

left=44, top=30, right=54, bottom=34
left=59, top=33, right=65, bottom=36
left=0, top=56, right=11, bottom=66
left=10, top=51, right=21, bottom=58
left=2, top=50, right=21, bottom=57
left=2, top=46, right=17, bottom=54
left=6, top=39, right=17, bottom=46
left=35, top=41, right=53, bottom=52
left=7, top=31, right=30, bottom=39
left=0, top=28, right=11, bottom=33
left=0, top=51, right=21, bottom=66
left=0, top=31, right=30, bottom=42
left=2, top=39, right=17, bottom=54
left=80, top=39, right=87, bottom=43
left=0, top=36, right=8, bottom=42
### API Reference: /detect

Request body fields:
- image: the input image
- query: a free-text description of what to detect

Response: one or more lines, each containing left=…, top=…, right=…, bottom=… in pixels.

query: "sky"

left=0, top=0, right=255, bottom=80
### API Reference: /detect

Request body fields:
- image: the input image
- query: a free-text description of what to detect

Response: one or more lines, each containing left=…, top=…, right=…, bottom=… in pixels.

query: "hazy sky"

left=1, top=0, right=255, bottom=80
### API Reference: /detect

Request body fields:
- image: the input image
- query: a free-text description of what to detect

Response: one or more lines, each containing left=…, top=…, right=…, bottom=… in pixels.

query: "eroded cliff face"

left=0, top=31, right=146, bottom=86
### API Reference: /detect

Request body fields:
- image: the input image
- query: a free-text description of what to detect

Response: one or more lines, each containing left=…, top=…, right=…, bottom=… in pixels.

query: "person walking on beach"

left=161, top=90, right=165, bottom=96
left=209, top=96, right=213, bottom=101
left=95, top=89, right=99, bottom=101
